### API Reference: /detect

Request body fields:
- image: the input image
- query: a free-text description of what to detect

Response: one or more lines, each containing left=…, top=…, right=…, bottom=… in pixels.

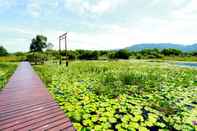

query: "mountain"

left=126, top=43, right=197, bottom=52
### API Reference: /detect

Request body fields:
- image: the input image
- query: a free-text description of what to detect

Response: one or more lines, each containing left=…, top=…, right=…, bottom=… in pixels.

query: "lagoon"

left=176, top=62, right=197, bottom=68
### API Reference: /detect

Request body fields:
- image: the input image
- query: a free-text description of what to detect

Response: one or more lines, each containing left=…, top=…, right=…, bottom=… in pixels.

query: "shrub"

left=27, top=52, right=48, bottom=65
left=0, top=46, right=8, bottom=56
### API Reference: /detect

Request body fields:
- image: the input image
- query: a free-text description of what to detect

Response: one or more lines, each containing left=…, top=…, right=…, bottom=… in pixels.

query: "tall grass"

left=0, top=62, right=17, bottom=90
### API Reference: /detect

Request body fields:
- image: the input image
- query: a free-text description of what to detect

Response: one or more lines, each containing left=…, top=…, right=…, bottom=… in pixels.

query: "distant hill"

left=126, top=43, right=197, bottom=52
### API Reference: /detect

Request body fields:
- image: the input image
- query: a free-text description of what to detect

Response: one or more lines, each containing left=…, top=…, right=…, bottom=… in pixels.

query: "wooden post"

left=65, top=34, right=68, bottom=66
left=59, top=36, right=62, bottom=65
left=59, top=33, right=68, bottom=66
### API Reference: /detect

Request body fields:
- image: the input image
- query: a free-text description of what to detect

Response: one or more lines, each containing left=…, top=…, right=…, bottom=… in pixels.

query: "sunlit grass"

left=0, top=62, right=17, bottom=90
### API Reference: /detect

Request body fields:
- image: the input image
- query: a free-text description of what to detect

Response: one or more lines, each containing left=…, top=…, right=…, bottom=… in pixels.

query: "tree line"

left=0, top=35, right=197, bottom=63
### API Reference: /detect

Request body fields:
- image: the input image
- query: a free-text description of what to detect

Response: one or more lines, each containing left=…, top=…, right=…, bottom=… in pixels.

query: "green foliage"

left=191, top=51, right=197, bottom=56
left=27, top=52, right=48, bottom=65
left=26, top=48, right=197, bottom=62
left=30, top=35, right=47, bottom=52
left=0, top=62, right=17, bottom=90
left=116, top=49, right=130, bottom=59
left=137, top=48, right=163, bottom=59
left=0, top=46, right=8, bottom=56
left=0, top=51, right=26, bottom=62
left=107, top=49, right=130, bottom=59
left=77, top=50, right=99, bottom=60
left=162, top=56, right=197, bottom=62
left=107, top=51, right=116, bottom=59
left=0, top=56, right=21, bottom=62
left=161, top=48, right=182, bottom=56
left=45, top=49, right=59, bottom=61
left=35, top=61, right=197, bottom=130
left=61, top=50, right=78, bottom=60
left=136, top=54, right=142, bottom=59
left=13, top=52, right=27, bottom=61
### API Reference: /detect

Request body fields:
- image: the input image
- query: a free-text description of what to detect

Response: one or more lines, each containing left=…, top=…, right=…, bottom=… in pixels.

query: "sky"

left=0, top=0, right=197, bottom=52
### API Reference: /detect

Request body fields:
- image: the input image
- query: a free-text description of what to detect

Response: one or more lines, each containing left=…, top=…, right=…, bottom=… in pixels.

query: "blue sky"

left=0, top=0, right=197, bottom=52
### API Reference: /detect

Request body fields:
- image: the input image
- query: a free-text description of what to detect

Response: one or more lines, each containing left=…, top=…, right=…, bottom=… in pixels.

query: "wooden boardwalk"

left=0, top=62, right=74, bottom=131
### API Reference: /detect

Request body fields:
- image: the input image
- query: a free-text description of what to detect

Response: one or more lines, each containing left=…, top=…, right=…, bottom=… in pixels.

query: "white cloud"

left=63, top=18, right=197, bottom=50
left=1, top=0, right=197, bottom=52
left=64, top=0, right=128, bottom=15
left=26, top=0, right=41, bottom=17
left=29, top=26, right=132, bottom=50
left=90, top=1, right=112, bottom=14
left=25, top=0, right=60, bottom=17
left=177, top=0, right=197, bottom=13
left=2, top=17, right=197, bottom=53
left=172, top=0, right=197, bottom=21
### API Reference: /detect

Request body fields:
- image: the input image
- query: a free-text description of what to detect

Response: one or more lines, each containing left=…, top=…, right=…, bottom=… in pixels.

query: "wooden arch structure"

left=59, top=33, right=68, bottom=65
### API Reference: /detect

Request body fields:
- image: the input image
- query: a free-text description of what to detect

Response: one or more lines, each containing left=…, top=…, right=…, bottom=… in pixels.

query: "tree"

left=108, top=51, right=116, bottom=59
left=77, top=50, right=99, bottom=60
left=139, top=48, right=163, bottom=59
left=116, top=49, right=130, bottom=59
left=27, top=52, right=48, bottom=65
left=14, top=52, right=25, bottom=56
left=46, top=42, right=54, bottom=50
left=0, top=46, right=8, bottom=56
left=161, top=48, right=182, bottom=56
left=30, top=35, right=47, bottom=52
left=192, top=51, right=197, bottom=56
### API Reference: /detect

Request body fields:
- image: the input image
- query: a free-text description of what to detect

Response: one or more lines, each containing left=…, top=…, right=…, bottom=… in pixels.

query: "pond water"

left=176, top=62, right=197, bottom=68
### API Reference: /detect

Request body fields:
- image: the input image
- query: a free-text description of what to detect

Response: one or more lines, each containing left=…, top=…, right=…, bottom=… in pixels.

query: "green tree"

left=192, top=51, right=197, bottom=56
left=30, top=35, right=47, bottom=52
left=77, top=50, right=99, bottom=60
left=161, top=48, right=182, bottom=56
left=27, top=52, right=48, bottom=65
left=0, top=46, right=8, bottom=56
left=61, top=50, right=78, bottom=60
left=116, top=49, right=130, bottom=59
left=108, top=51, right=116, bottom=59
left=139, top=48, right=163, bottom=59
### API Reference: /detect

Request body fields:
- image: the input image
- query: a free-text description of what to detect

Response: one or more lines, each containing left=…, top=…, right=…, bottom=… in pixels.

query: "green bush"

left=0, top=46, right=8, bottom=56
left=27, top=52, right=48, bottom=64
left=136, top=54, right=142, bottom=59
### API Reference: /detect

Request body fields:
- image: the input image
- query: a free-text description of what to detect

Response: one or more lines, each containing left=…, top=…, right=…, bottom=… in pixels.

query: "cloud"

left=64, top=0, right=128, bottom=15
left=90, top=1, right=112, bottom=14
left=25, top=0, right=59, bottom=17
left=26, top=0, right=40, bottom=17
left=1, top=0, right=197, bottom=52
left=26, top=0, right=42, bottom=17
left=24, top=26, right=132, bottom=51
left=172, top=0, right=197, bottom=21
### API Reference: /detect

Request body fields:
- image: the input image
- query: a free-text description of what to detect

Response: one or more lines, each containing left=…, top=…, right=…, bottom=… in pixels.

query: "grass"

left=35, top=60, right=197, bottom=130
left=0, top=62, right=17, bottom=90
left=0, top=55, right=26, bottom=62
left=162, top=56, right=197, bottom=62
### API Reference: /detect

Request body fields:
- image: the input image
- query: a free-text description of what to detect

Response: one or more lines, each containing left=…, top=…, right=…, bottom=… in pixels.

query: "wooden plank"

left=0, top=106, right=60, bottom=128
left=0, top=62, right=74, bottom=131
left=0, top=108, right=62, bottom=130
